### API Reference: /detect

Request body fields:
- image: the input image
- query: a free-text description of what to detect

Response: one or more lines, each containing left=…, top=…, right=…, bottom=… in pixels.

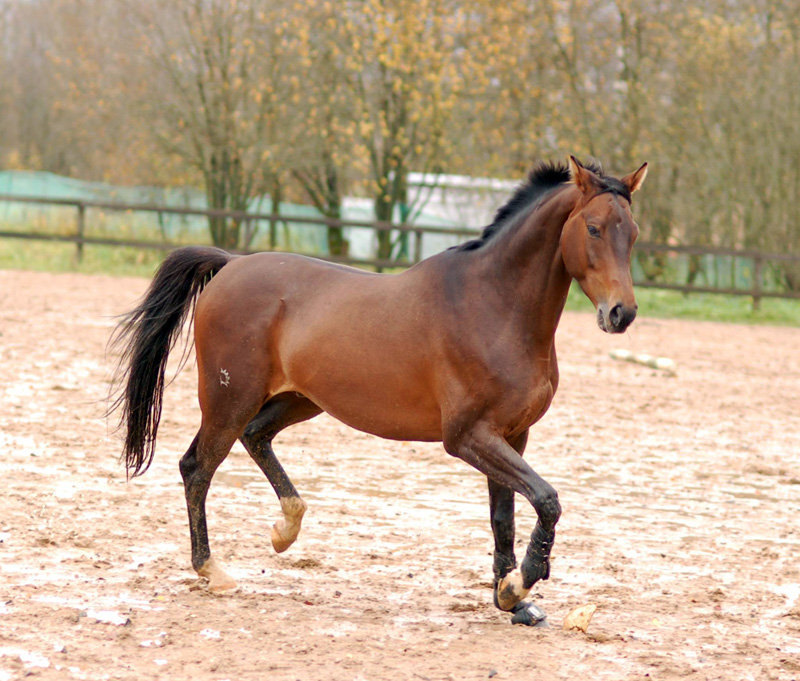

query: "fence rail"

left=1, top=193, right=799, bottom=309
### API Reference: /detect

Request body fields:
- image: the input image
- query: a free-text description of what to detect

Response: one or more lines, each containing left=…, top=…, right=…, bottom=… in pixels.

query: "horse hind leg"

left=179, top=423, right=246, bottom=592
left=240, top=392, right=322, bottom=553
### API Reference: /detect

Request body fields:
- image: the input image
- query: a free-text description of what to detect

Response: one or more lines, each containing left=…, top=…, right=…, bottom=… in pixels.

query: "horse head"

left=560, top=156, right=648, bottom=333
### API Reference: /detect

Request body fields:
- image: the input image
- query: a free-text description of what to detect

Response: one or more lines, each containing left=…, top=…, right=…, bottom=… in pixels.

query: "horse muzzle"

left=597, top=302, right=637, bottom=334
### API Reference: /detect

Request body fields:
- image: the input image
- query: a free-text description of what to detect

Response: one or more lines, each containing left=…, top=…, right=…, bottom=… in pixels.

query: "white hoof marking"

left=271, top=496, right=307, bottom=553
left=497, top=570, right=531, bottom=611
left=197, top=556, right=237, bottom=592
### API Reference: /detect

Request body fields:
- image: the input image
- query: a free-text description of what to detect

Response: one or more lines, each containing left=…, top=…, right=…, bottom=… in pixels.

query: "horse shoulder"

left=438, top=339, right=560, bottom=444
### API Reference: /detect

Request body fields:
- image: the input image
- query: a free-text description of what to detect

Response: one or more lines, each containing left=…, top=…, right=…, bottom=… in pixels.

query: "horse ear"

left=568, top=155, right=602, bottom=195
left=621, top=162, right=648, bottom=194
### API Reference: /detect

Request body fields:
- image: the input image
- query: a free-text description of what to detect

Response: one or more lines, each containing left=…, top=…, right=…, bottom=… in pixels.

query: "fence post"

left=156, top=209, right=167, bottom=241
left=75, top=202, right=86, bottom=263
left=752, top=254, right=762, bottom=311
left=413, top=228, right=423, bottom=263
left=269, top=212, right=278, bottom=250
left=242, top=217, right=254, bottom=252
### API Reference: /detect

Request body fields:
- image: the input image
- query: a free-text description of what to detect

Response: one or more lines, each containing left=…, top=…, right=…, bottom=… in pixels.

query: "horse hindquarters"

left=182, top=269, right=324, bottom=588
left=180, top=285, right=281, bottom=589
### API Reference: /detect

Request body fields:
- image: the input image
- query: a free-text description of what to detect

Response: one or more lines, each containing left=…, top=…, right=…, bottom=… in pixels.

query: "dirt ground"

left=0, top=268, right=798, bottom=681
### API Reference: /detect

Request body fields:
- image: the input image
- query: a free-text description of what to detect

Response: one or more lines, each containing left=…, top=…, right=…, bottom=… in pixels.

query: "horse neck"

left=477, top=185, right=578, bottom=343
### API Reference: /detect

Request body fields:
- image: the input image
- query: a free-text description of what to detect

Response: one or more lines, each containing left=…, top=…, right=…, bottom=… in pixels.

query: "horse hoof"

left=510, top=601, right=548, bottom=627
left=271, top=523, right=295, bottom=553
left=496, top=570, right=530, bottom=611
left=197, top=556, right=237, bottom=592
left=208, top=575, right=238, bottom=593
left=271, top=497, right=306, bottom=553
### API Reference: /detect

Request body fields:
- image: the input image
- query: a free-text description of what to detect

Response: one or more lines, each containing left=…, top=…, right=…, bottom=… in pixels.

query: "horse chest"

left=494, top=362, right=559, bottom=434
left=517, top=375, right=556, bottom=427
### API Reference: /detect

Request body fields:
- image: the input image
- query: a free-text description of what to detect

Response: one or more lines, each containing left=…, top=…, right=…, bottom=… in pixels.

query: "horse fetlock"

left=520, top=554, right=550, bottom=589
left=492, top=550, right=517, bottom=582
left=271, top=496, right=307, bottom=553
left=520, top=525, right=554, bottom=587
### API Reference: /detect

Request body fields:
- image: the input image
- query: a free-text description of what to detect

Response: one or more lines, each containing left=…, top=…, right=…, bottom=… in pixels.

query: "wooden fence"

left=1, top=193, right=799, bottom=309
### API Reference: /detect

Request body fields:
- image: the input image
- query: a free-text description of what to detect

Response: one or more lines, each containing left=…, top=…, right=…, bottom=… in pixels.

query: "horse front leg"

left=487, top=430, right=546, bottom=624
left=487, top=430, right=527, bottom=592
left=445, top=423, right=561, bottom=625
left=488, top=477, right=516, bottom=594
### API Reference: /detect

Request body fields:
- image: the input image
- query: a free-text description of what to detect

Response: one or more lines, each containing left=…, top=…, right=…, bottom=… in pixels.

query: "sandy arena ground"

left=0, top=268, right=798, bottom=681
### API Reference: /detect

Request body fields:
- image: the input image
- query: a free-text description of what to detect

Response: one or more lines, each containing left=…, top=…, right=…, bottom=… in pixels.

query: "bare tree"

left=130, top=0, right=295, bottom=248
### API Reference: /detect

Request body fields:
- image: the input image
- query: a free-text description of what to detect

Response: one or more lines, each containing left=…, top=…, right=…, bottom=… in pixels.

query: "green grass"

left=565, top=281, right=800, bottom=326
left=0, top=238, right=171, bottom=278
left=1, top=238, right=798, bottom=326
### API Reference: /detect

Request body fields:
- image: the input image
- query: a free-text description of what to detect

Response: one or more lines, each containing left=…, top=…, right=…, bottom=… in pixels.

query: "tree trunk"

left=205, top=150, right=247, bottom=250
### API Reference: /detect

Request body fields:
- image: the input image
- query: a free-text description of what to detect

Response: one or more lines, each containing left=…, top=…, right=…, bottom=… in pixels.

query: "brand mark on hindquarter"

left=219, top=368, right=230, bottom=387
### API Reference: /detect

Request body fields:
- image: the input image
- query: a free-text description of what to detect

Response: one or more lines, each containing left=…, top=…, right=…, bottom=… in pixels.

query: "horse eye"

left=587, top=225, right=601, bottom=238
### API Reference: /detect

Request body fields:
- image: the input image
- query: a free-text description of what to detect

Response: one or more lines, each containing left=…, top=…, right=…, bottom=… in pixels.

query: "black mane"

left=453, top=159, right=630, bottom=252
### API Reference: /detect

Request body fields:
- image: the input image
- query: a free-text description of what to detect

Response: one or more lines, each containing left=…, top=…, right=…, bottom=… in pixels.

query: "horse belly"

left=316, top=393, right=442, bottom=442
left=293, top=365, right=443, bottom=441
left=279, top=323, right=443, bottom=441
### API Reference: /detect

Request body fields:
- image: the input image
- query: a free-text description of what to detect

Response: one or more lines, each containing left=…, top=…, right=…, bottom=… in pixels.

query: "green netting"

left=0, top=171, right=459, bottom=258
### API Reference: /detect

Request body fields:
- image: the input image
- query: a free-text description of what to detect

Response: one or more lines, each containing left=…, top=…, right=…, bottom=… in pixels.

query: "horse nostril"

left=610, top=304, right=623, bottom=328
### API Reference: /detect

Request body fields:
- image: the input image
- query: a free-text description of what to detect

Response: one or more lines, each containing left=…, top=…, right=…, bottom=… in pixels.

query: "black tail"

left=109, top=246, right=233, bottom=477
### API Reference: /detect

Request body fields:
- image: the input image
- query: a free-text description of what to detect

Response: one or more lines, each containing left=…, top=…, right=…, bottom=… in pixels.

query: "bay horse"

left=111, top=156, right=647, bottom=625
